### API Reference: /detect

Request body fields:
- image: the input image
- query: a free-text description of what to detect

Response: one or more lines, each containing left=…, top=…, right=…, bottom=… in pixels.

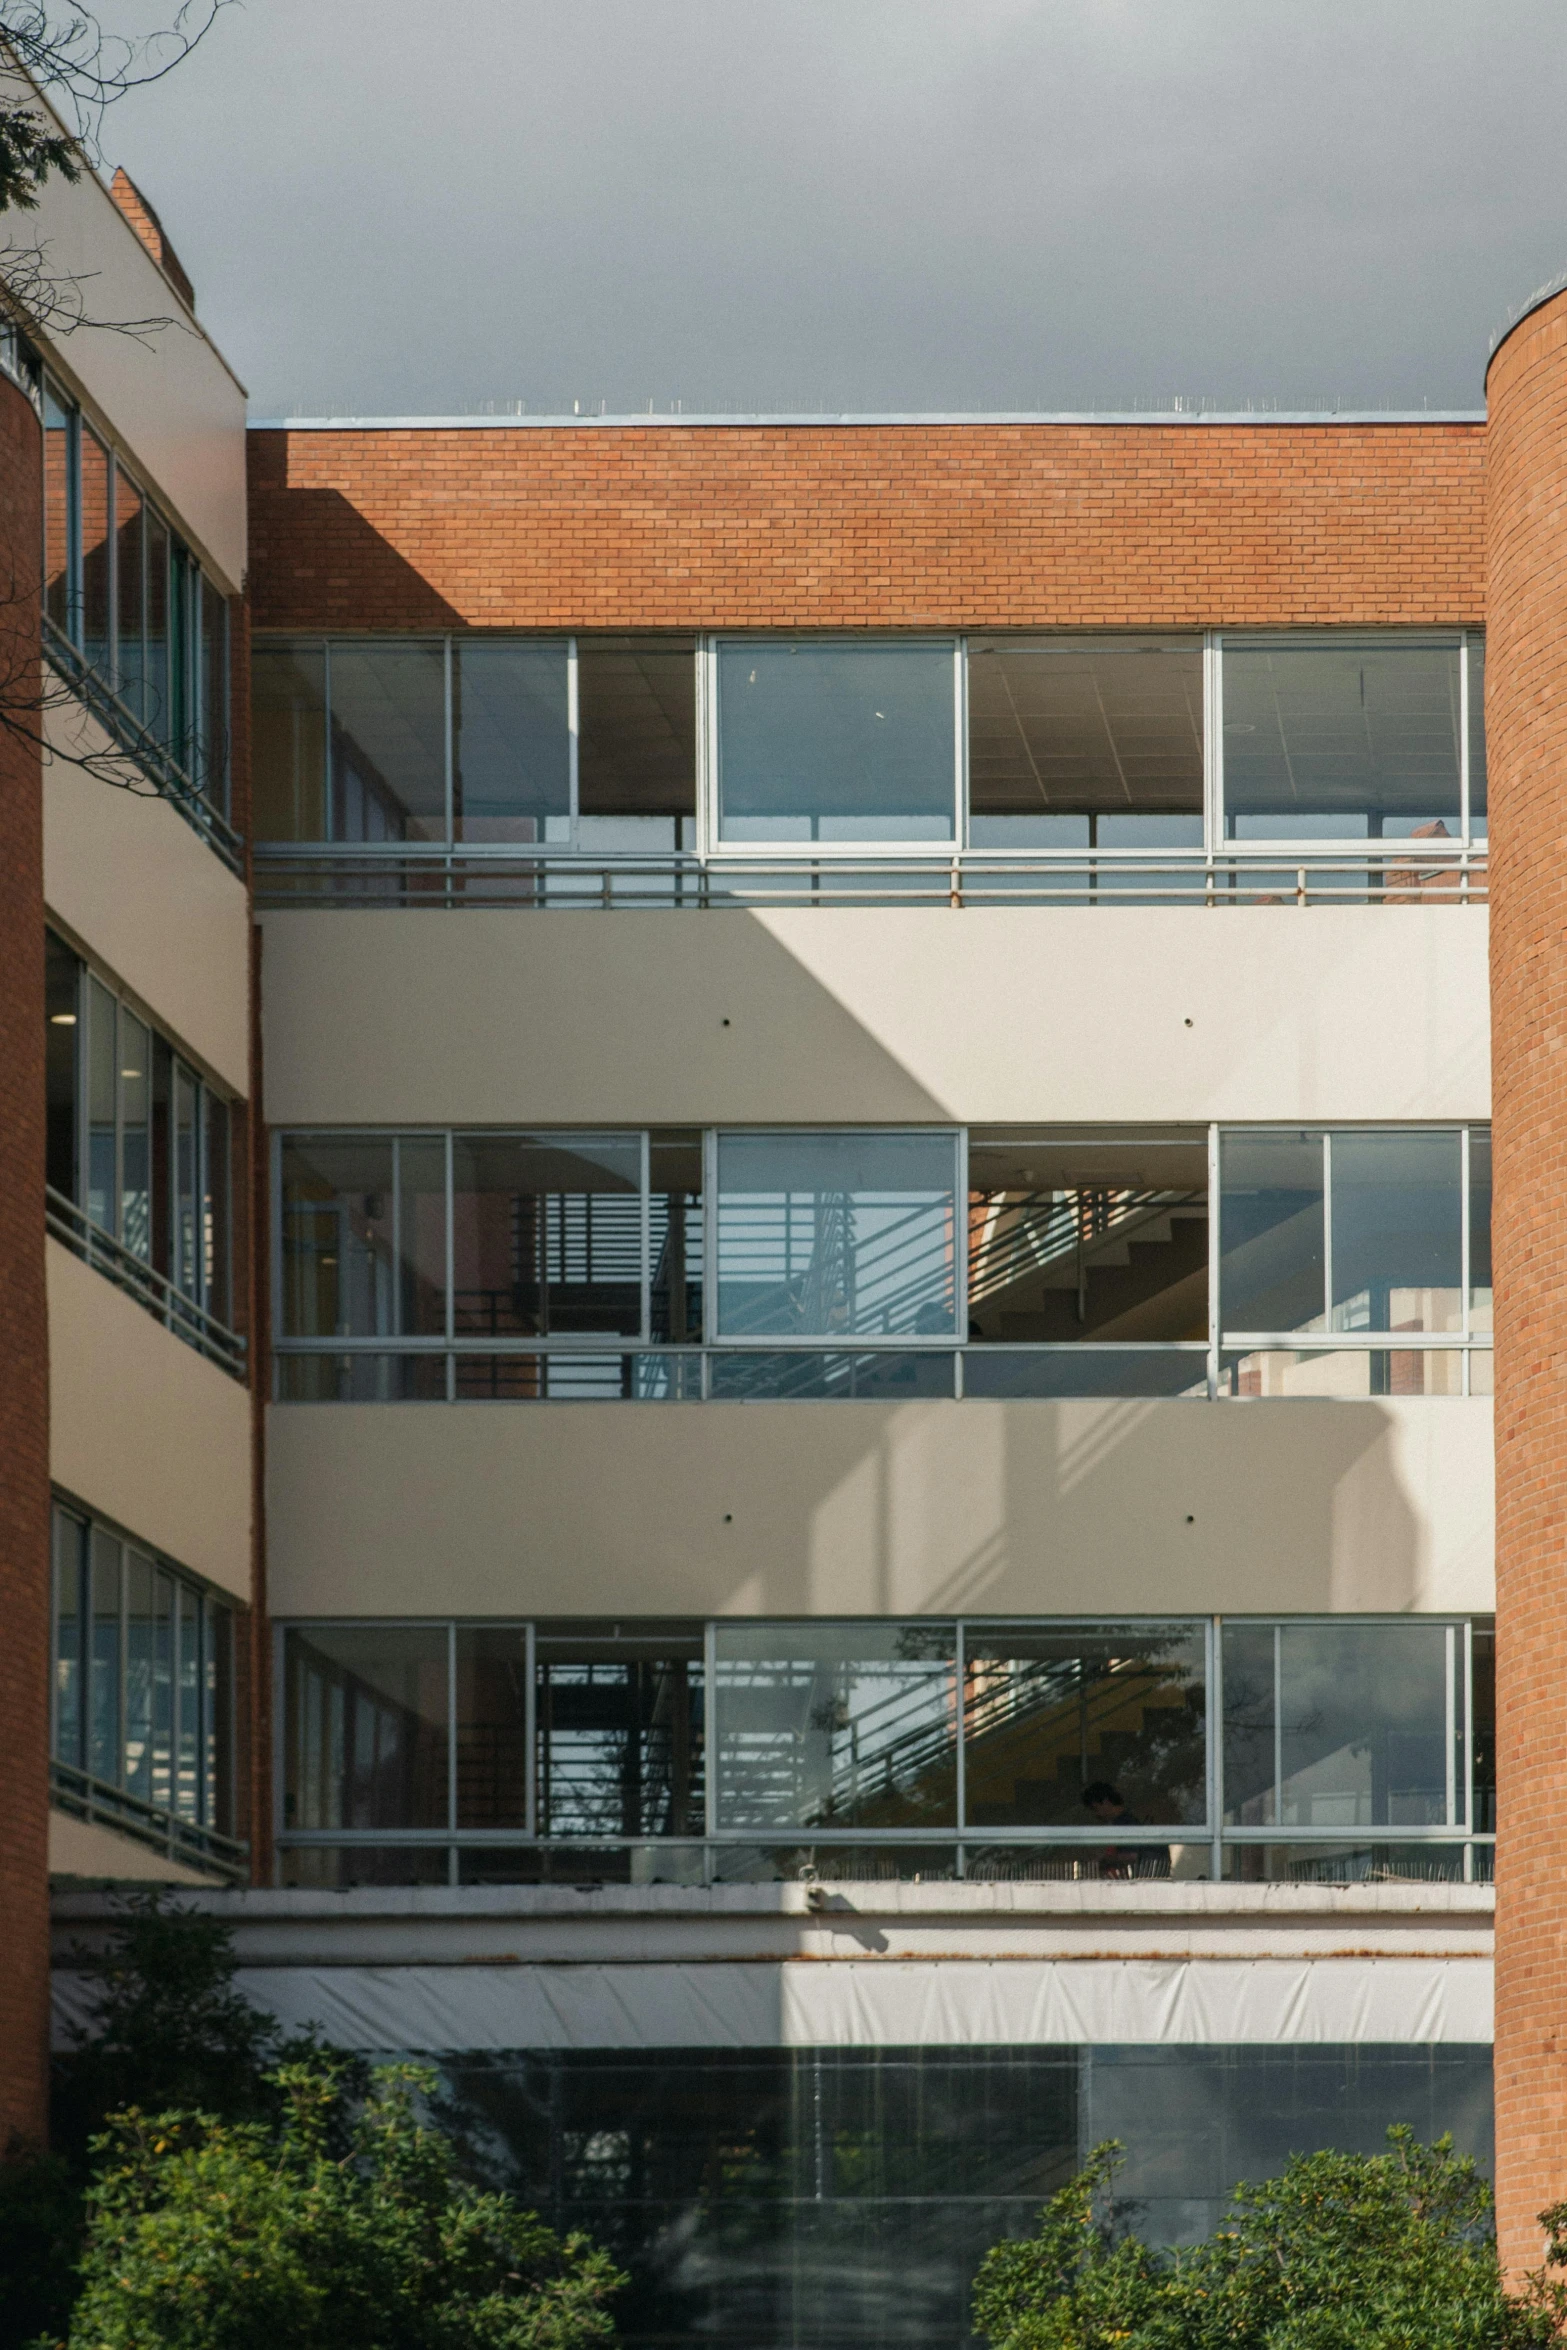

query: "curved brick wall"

left=1488, top=285, right=1567, bottom=2274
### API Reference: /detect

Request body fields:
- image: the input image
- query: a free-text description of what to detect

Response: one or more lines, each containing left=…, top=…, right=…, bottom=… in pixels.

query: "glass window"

left=86, top=977, right=117, bottom=1236
left=176, top=1582, right=200, bottom=1821
left=45, top=931, right=79, bottom=1201
left=280, top=1134, right=446, bottom=1339
left=42, top=379, right=74, bottom=639
left=1222, top=635, right=1463, bottom=841
left=650, top=1132, right=703, bottom=1342
left=456, top=1627, right=530, bottom=1830
left=171, top=1058, right=199, bottom=1298
left=206, top=1599, right=234, bottom=1835
left=1222, top=1621, right=1456, bottom=1830
left=52, top=1507, right=84, bottom=1769
left=204, top=1092, right=232, bottom=1327
left=716, top=641, right=957, bottom=844
left=123, top=1549, right=158, bottom=1804
left=80, top=428, right=111, bottom=678
left=1219, top=1132, right=1326, bottom=1336
left=118, top=1009, right=151, bottom=1262
left=578, top=636, right=697, bottom=849
left=89, top=1526, right=121, bottom=1787
left=115, top=470, right=144, bottom=719
left=962, top=1626, right=1207, bottom=1845
left=200, top=577, right=228, bottom=809
left=253, top=644, right=328, bottom=840
left=452, top=639, right=569, bottom=844
left=1469, top=1129, right=1492, bottom=1333
left=283, top=1625, right=449, bottom=1832
left=716, top=1132, right=958, bottom=1340
left=1329, top=1130, right=1462, bottom=1335
left=453, top=1133, right=642, bottom=1340
left=329, top=641, right=447, bottom=843
left=536, top=1626, right=705, bottom=1839
left=144, top=506, right=169, bottom=742
left=967, top=1131, right=1207, bottom=1344
left=713, top=1623, right=958, bottom=1832
left=967, top=636, right=1203, bottom=848
left=1467, top=638, right=1486, bottom=835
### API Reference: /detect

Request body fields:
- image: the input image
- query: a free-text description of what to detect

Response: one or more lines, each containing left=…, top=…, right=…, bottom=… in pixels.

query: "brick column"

left=1487, top=281, right=1567, bottom=2274
left=0, top=363, right=50, bottom=2151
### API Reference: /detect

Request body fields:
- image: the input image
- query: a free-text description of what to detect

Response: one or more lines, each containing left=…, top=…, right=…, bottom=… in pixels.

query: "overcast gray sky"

left=92, top=0, right=1567, bottom=417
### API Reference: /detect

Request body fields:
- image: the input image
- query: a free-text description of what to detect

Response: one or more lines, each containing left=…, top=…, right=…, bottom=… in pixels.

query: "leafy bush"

left=973, top=2129, right=1557, bottom=2350
left=66, top=2061, right=624, bottom=2350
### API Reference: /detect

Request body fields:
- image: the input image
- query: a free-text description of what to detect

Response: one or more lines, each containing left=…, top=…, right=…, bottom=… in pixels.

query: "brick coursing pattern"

left=247, top=421, right=1486, bottom=633
left=0, top=367, right=50, bottom=2151
left=1486, top=289, right=1567, bottom=2278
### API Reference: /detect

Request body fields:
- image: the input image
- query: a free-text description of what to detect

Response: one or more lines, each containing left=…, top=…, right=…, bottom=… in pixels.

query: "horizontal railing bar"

left=273, top=1827, right=1494, bottom=1848
left=47, top=1189, right=248, bottom=1377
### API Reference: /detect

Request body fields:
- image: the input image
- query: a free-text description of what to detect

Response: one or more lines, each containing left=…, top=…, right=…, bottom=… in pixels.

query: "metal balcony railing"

left=50, top=1758, right=248, bottom=1882
left=47, top=1188, right=248, bottom=1379
left=44, top=622, right=244, bottom=876
left=251, top=842, right=1488, bottom=911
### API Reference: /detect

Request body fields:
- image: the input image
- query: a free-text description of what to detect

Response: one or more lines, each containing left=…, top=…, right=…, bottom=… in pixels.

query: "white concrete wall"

left=44, top=699, right=249, bottom=1092
left=265, top=1393, right=1493, bottom=1621
left=49, top=1240, right=252, bottom=1600
left=259, top=906, right=1490, bottom=1128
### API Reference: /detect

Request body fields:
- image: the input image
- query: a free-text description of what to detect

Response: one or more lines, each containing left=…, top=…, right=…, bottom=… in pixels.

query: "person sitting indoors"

left=1080, top=1779, right=1172, bottom=1879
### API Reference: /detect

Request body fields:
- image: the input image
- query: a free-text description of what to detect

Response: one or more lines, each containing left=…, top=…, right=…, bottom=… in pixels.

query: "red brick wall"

left=248, top=420, right=1485, bottom=632
left=1486, top=286, right=1567, bottom=2276
left=0, top=367, right=51, bottom=2151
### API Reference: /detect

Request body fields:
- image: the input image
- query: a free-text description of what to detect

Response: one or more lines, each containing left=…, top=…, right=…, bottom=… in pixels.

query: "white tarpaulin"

left=91, top=1955, right=1488, bottom=2053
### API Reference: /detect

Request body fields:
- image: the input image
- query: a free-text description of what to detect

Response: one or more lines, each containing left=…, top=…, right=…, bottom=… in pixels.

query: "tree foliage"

left=973, top=2130, right=1561, bottom=2350
left=66, top=2061, right=625, bottom=2350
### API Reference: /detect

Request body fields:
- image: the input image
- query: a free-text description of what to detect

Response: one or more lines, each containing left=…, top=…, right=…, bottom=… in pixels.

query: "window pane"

left=962, top=1626, right=1207, bottom=1839
left=967, top=1131, right=1207, bottom=1344
left=1223, top=636, right=1462, bottom=840
left=204, top=1092, right=231, bottom=1326
left=52, top=1507, right=84, bottom=1768
left=89, top=1528, right=121, bottom=1786
left=168, top=545, right=193, bottom=766
left=206, top=1600, right=234, bottom=1834
left=1467, top=639, right=1486, bottom=832
left=456, top=1627, right=530, bottom=1829
left=1223, top=1622, right=1453, bottom=1830
left=283, top=1625, right=449, bottom=1831
left=45, top=931, right=79, bottom=1200
left=1219, top=1131, right=1325, bottom=1335
left=650, top=1131, right=703, bottom=1341
left=119, top=1010, right=151, bottom=1261
left=452, top=639, right=569, bottom=843
left=714, top=1623, right=958, bottom=1831
left=716, top=1131, right=957, bottom=1339
left=1469, top=1129, right=1491, bottom=1333
left=281, top=1135, right=446, bottom=1339
left=80, top=429, right=111, bottom=676
left=1329, top=1130, right=1462, bottom=1335
left=151, top=1571, right=175, bottom=1811
left=124, top=1550, right=157, bottom=1802
left=200, top=576, right=228, bottom=809
left=87, top=977, right=116, bottom=1235
left=176, top=1583, right=200, bottom=1821
left=1472, top=1628, right=1495, bottom=1833
left=578, top=635, right=697, bottom=844
left=172, top=1061, right=199, bottom=1298
left=537, top=1627, right=705, bottom=1839
left=717, top=641, right=956, bottom=843
left=253, top=644, right=328, bottom=839
left=454, top=1133, right=642, bottom=1339
left=967, top=636, right=1203, bottom=847
left=42, top=381, right=73, bottom=638
left=329, top=641, right=447, bottom=843
left=145, top=507, right=169, bottom=741
left=116, top=471, right=144, bottom=717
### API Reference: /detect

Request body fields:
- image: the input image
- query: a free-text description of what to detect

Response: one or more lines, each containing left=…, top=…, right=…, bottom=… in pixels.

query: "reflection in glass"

left=53, top=1508, right=84, bottom=1769
left=1219, top=1131, right=1325, bottom=1334
left=176, top=1582, right=200, bottom=1821
left=280, top=1135, right=445, bottom=1339
left=1223, top=635, right=1462, bottom=839
left=80, top=428, right=111, bottom=676
left=578, top=635, right=697, bottom=848
left=200, top=576, right=229, bottom=807
left=123, top=1549, right=157, bottom=1802
left=968, top=636, right=1203, bottom=846
left=45, top=930, right=79, bottom=1201
left=453, top=639, right=569, bottom=843
left=119, top=1010, right=150, bottom=1261
left=650, top=1132, right=703, bottom=1342
left=145, top=506, right=169, bottom=742
left=329, top=641, right=447, bottom=842
left=453, top=1133, right=642, bottom=1339
left=42, top=381, right=72, bottom=639
left=715, top=1132, right=957, bottom=1340
left=1329, top=1130, right=1461, bottom=1334
left=1222, top=1843, right=1481, bottom=1885
left=713, top=1624, right=958, bottom=1832
left=284, top=1625, right=449, bottom=1831
left=253, top=645, right=328, bottom=839
left=1470, top=1129, right=1492, bottom=1333
left=537, top=1628, right=704, bottom=1839
left=1222, top=1621, right=1455, bottom=1832
left=961, top=1350, right=1206, bottom=1398
left=967, top=1131, right=1207, bottom=1344
left=456, top=1627, right=530, bottom=1830
left=716, top=641, right=956, bottom=843
left=1472, top=1628, right=1495, bottom=1833
left=1220, top=1349, right=1466, bottom=1398
left=962, top=1626, right=1206, bottom=1839
left=89, top=1527, right=121, bottom=1787
left=708, top=1351, right=956, bottom=1399
left=87, top=977, right=116, bottom=1235
left=1468, top=638, right=1487, bottom=833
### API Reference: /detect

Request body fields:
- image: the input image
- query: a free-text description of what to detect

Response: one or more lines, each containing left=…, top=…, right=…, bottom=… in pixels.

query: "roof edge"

left=248, top=408, right=1487, bottom=433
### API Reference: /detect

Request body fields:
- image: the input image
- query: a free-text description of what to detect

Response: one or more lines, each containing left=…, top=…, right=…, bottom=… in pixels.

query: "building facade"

left=12, top=111, right=1567, bottom=2350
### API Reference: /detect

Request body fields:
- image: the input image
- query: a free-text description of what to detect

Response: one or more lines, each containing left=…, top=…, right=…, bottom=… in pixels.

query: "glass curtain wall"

left=40, top=371, right=231, bottom=815
left=52, top=1499, right=236, bottom=1864
left=46, top=930, right=235, bottom=1342
left=274, top=1125, right=1490, bottom=1402
left=277, top=1614, right=1494, bottom=1889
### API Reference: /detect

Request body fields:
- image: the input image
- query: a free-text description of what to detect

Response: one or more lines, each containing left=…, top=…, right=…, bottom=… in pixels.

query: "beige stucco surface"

left=265, top=1394, right=1494, bottom=1621
left=258, top=906, right=1490, bottom=1128
left=48, top=1809, right=219, bottom=1886
left=49, top=1241, right=252, bottom=1599
left=44, top=704, right=250, bottom=1092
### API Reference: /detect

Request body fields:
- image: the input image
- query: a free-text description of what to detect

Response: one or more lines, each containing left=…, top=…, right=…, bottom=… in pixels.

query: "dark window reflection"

left=578, top=635, right=697, bottom=850
left=967, top=635, right=1203, bottom=848
left=536, top=1626, right=705, bottom=1839
left=1223, top=635, right=1463, bottom=840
